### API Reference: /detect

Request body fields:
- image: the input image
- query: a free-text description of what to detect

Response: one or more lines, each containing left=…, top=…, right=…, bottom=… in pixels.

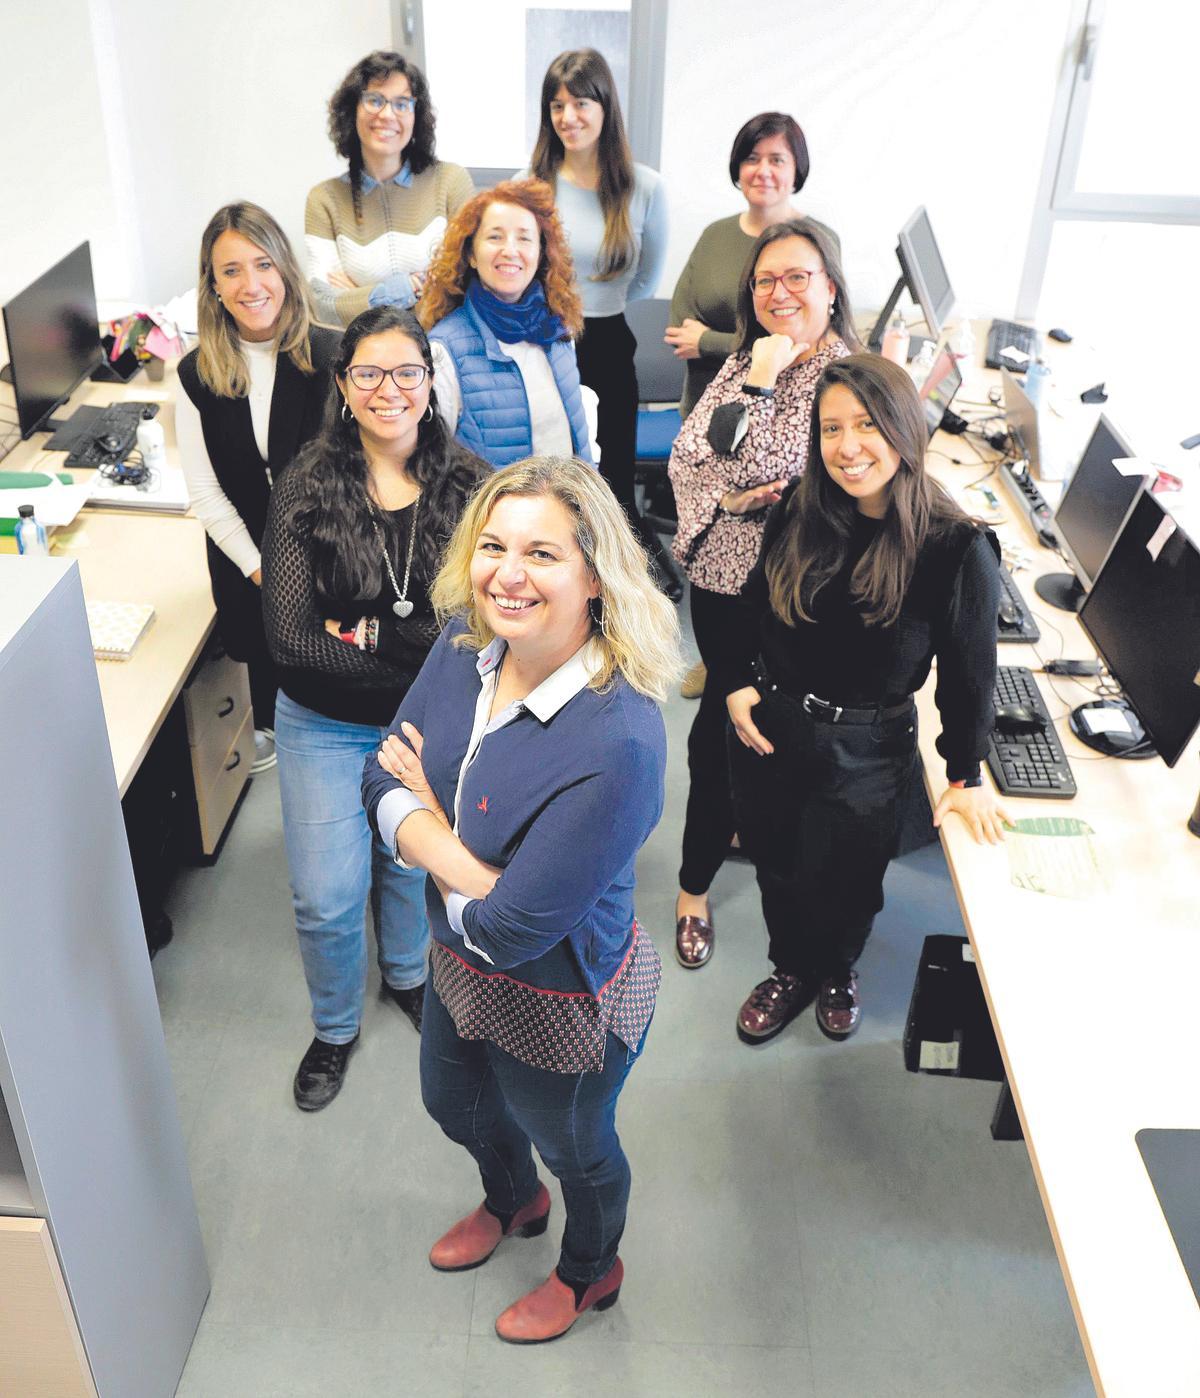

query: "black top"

left=176, top=326, right=341, bottom=661
left=708, top=480, right=1001, bottom=781
left=261, top=464, right=441, bottom=727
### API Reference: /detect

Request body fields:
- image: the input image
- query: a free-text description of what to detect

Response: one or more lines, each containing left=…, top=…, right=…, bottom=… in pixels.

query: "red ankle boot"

left=428, top=1181, right=551, bottom=1272
left=495, top=1257, right=624, bottom=1344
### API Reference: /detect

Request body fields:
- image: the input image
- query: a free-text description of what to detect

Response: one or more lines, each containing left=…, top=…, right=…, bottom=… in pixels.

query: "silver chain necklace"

left=368, top=494, right=420, bottom=618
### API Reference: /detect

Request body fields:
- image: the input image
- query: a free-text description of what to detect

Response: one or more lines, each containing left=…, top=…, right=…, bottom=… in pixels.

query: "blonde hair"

left=196, top=202, right=315, bottom=398
left=431, top=457, right=683, bottom=702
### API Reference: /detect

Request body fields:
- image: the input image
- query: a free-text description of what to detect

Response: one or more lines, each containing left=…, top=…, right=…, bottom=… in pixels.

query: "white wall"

left=0, top=0, right=393, bottom=309
left=659, top=0, right=1072, bottom=322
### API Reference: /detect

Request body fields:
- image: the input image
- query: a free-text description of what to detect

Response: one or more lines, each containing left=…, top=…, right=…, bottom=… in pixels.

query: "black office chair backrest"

left=625, top=298, right=684, bottom=406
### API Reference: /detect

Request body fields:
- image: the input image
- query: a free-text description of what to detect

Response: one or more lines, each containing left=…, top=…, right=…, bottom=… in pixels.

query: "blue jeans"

left=275, top=691, right=429, bottom=1044
left=420, top=978, right=642, bottom=1288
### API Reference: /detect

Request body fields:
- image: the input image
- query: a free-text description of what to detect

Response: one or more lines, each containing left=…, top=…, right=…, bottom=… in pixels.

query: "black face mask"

left=706, top=402, right=749, bottom=456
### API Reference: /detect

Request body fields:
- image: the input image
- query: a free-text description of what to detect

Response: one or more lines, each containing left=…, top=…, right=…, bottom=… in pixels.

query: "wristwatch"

left=741, top=383, right=775, bottom=398
left=949, top=774, right=984, bottom=789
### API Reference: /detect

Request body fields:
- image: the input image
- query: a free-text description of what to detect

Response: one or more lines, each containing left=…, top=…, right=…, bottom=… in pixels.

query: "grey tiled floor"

left=156, top=615, right=1094, bottom=1398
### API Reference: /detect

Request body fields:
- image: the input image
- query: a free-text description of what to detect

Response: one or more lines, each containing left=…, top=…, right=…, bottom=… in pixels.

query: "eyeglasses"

left=360, top=92, right=416, bottom=116
left=347, top=364, right=428, bottom=391
left=750, top=268, right=826, bottom=297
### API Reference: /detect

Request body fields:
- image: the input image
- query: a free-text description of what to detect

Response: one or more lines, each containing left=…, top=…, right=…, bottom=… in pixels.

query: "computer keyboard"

left=996, top=567, right=1040, bottom=644
left=986, top=319, right=1041, bottom=371
left=986, top=665, right=1077, bottom=799
left=63, top=402, right=158, bottom=468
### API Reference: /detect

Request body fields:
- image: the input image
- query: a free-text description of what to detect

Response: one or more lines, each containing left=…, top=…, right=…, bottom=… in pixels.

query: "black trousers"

left=575, top=312, right=642, bottom=526
left=728, top=685, right=919, bottom=980
left=678, top=585, right=742, bottom=894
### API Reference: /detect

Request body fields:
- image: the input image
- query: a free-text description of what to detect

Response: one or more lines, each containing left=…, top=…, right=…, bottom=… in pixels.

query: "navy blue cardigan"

left=362, top=621, right=666, bottom=995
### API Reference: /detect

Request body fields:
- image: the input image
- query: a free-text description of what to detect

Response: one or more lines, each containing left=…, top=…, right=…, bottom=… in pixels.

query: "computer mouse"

left=1048, top=327, right=1073, bottom=343
left=997, top=600, right=1021, bottom=629
left=994, top=703, right=1046, bottom=736
left=99, top=432, right=124, bottom=453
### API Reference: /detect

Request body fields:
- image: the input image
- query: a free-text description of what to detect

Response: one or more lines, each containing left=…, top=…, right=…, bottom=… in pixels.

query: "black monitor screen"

left=1054, top=416, right=1145, bottom=588
left=1078, top=493, right=1200, bottom=767
left=2, top=243, right=102, bottom=438
left=897, top=207, right=955, bottom=338
left=919, top=348, right=961, bottom=438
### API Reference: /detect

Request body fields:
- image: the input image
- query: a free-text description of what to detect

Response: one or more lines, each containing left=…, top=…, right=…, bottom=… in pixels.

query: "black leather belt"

left=798, top=692, right=913, bottom=725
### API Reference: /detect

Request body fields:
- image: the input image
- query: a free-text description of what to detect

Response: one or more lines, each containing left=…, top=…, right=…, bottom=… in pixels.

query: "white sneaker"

left=251, top=727, right=277, bottom=774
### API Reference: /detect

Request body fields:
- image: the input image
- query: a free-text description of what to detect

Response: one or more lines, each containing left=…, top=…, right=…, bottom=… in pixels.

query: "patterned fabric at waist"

left=430, top=922, right=661, bottom=1074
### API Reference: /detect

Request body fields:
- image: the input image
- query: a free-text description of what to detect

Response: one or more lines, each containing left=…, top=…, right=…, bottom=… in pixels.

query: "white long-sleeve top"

left=174, top=338, right=277, bottom=577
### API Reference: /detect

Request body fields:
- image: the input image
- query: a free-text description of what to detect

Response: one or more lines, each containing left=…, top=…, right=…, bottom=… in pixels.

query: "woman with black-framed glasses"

left=261, top=306, right=487, bottom=1111
left=306, top=50, right=474, bottom=327
left=666, top=218, right=861, bottom=979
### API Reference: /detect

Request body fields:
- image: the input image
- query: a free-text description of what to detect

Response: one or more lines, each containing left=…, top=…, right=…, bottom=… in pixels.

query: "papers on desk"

left=1004, top=816, right=1112, bottom=900
left=85, top=601, right=155, bottom=660
left=87, top=463, right=190, bottom=514
left=0, top=477, right=92, bottom=527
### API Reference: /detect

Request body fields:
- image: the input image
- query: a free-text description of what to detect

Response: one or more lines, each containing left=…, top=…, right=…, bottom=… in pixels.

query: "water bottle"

left=880, top=311, right=910, bottom=365
left=950, top=318, right=976, bottom=364
left=15, top=503, right=48, bottom=556
left=135, top=409, right=166, bottom=469
left=910, top=338, right=938, bottom=389
left=1025, top=358, right=1051, bottom=409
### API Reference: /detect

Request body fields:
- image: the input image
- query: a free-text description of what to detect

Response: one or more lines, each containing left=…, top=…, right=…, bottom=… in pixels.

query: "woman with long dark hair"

left=176, top=202, right=339, bottom=771
left=305, top=50, right=473, bottom=327
left=528, top=48, right=678, bottom=595
left=712, top=354, right=1008, bottom=1043
left=668, top=217, right=858, bottom=974
left=262, top=306, right=487, bottom=1110
left=418, top=178, right=595, bottom=466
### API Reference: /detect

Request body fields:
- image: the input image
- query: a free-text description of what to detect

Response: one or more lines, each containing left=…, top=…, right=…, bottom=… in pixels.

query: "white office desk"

left=920, top=338, right=1200, bottom=1397
left=3, top=370, right=217, bottom=795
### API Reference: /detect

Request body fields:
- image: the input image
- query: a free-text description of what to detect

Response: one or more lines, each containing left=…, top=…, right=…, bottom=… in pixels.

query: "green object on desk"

left=1004, top=816, right=1110, bottom=900
left=0, top=471, right=74, bottom=488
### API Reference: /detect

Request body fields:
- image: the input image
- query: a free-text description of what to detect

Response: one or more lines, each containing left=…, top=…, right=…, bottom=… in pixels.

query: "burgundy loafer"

left=675, top=904, right=714, bottom=969
left=736, top=972, right=809, bottom=1044
left=816, top=970, right=861, bottom=1040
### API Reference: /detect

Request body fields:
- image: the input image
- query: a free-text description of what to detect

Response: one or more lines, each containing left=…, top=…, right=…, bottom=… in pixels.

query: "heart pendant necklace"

left=369, top=493, right=420, bottom=619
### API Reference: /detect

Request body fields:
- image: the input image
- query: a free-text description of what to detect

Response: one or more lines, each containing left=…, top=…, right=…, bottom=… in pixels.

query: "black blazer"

left=177, top=326, right=340, bottom=660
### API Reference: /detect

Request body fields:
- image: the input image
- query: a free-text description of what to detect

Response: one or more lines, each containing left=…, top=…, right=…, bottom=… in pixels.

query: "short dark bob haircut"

left=728, top=112, right=810, bottom=193
left=327, top=52, right=438, bottom=218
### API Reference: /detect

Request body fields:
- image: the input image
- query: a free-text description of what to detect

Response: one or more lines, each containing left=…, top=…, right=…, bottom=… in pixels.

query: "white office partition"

left=0, top=558, right=208, bottom=1398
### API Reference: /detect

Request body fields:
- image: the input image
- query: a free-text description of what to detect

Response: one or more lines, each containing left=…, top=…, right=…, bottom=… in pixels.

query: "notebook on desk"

left=85, top=600, right=155, bottom=660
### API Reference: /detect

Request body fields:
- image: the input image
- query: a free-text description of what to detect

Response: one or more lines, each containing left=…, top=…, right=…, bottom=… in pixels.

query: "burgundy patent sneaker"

left=675, top=902, right=714, bottom=969
left=736, top=972, right=809, bottom=1044
left=816, top=970, right=861, bottom=1040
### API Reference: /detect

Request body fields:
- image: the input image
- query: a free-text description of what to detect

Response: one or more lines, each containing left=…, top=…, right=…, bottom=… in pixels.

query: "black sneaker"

left=293, top=1034, right=358, bottom=1111
left=381, top=980, right=424, bottom=1034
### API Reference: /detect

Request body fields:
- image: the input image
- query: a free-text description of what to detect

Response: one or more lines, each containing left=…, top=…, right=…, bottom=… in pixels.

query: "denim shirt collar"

left=342, top=162, right=413, bottom=193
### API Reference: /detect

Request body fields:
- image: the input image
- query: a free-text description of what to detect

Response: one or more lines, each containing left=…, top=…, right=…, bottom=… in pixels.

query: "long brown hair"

left=417, top=179, right=583, bottom=337
left=530, top=49, right=634, bottom=281
left=765, top=354, right=973, bottom=629
left=735, top=218, right=862, bottom=355
left=196, top=203, right=314, bottom=398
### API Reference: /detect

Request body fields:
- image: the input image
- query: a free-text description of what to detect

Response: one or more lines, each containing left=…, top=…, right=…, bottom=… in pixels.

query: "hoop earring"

left=340, top=401, right=352, bottom=424
left=422, top=404, right=433, bottom=423
left=588, top=595, right=606, bottom=634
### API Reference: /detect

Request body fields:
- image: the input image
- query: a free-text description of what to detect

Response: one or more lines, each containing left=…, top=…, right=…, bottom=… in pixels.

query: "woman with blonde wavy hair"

left=176, top=201, right=340, bottom=769
left=417, top=178, right=595, bottom=468
left=363, top=456, right=679, bottom=1344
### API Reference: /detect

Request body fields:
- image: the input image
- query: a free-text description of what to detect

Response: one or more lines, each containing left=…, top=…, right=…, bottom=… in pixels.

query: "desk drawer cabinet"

left=0, top=1218, right=98, bottom=1397
left=182, top=642, right=253, bottom=856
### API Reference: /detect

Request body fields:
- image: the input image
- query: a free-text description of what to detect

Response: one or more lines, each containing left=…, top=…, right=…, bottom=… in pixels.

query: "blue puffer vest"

left=430, top=301, right=593, bottom=468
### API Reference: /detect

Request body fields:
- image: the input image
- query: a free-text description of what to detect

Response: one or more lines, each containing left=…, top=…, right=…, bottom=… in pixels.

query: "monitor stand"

left=1034, top=571, right=1085, bottom=613
left=1069, top=698, right=1155, bottom=759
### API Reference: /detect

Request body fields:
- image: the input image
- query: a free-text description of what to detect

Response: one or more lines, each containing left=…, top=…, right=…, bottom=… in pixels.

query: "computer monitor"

left=1075, top=493, right=1200, bottom=767
left=868, top=207, right=957, bottom=352
left=1001, top=368, right=1043, bottom=478
left=1034, top=415, right=1148, bottom=613
left=1, top=243, right=103, bottom=438
left=918, top=347, right=962, bottom=439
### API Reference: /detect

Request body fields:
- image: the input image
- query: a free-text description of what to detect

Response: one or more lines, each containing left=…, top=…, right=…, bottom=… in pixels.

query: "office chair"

left=626, top=297, right=684, bottom=536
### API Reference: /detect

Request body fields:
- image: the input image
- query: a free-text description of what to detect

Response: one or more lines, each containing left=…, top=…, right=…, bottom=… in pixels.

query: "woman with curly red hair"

left=417, top=179, right=595, bottom=468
